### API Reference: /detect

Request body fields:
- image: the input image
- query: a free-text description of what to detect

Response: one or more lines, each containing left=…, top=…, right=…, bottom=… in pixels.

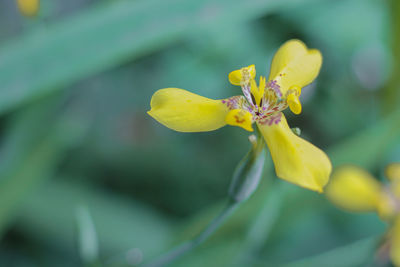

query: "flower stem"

left=142, top=200, right=240, bottom=267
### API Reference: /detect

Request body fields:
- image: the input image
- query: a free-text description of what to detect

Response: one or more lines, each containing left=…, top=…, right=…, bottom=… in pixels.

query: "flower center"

left=223, top=76, right=288, bottom=125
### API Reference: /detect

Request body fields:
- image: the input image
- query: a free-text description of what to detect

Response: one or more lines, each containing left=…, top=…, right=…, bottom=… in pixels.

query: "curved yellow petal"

left=326, top=166, right=383, bottom=212
left=225, top=109, right=254, bottom=132
left=229, top=65, right=256, bottom=86
left=17, top=0, right=39, bottom=17
left=268, top=40, right=322, bottom=96
left=257, top=113, right=331, bottom=192
left=391, top=217, right=400, bottom=267
left=386, top=163, right=400, bottom=181
left=148, top=88, right=229, bottom=132
left=287, top=92, right=302, bottom=114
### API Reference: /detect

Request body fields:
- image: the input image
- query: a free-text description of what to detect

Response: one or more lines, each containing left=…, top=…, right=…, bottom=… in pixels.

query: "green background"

left=0, top=0, right=399, bottom=266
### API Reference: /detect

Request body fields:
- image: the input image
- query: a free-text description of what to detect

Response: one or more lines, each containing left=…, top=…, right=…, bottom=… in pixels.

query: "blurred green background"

left=0, top=0, right=399, bottom=266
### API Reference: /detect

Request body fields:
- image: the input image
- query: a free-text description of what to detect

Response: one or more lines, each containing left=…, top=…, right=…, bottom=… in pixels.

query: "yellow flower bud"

left=326, top=166, right=383, bottom=212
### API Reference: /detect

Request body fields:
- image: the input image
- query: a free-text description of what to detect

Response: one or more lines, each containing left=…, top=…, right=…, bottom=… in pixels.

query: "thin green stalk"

left=142, top=200, right=240, bottom=267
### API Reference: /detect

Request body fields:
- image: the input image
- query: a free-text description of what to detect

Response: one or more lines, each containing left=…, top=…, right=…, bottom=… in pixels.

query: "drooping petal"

left=148, top=88, right=230, bottom=132
left=229, top=65, right=256, bottom=86
left=391, top=217, right=400, bottom=267
left=225, top=109, right=254, bottom=132
left=257, top=113, right=331, bottom=192
left=326, top=166, right=384, bottom=212
left=268, top=39, right=322, bottom=96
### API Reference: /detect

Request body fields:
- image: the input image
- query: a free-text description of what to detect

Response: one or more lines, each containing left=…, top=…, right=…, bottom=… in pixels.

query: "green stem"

left=142, top=200, right=240, bottom=267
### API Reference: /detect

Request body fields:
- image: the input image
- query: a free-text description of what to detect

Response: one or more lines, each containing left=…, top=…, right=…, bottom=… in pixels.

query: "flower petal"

left=326, top=166, right=383, bottom=212
left=257, top=113, right=331, bottom=192
left=287, top=92, right=302, bottom=114
left=229, top=65, right=256, bottom=86
left=268, top=39, right=322, bottom=96
left=225, top=109, right=254, bottom=132
left=148, top=88, right=229, bottom=132
left=391, top=217, right=400, bottom=267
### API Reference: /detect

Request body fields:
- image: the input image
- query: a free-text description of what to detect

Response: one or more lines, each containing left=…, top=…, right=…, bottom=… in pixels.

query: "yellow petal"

left=391, top=217, right=400, bottom=267
left=257, top=113, right=331, bottom=192
left=287, top=92, right=302, bottom=114
left=326, top=166, right=383, bottom=212
left=17, top=0, right=39, bottom=17
left=225, top=109, right=254, bottom=132
left=250, top=79, right=262, bottom=106
left=386, top=163, right=400, bottom=181
left=268, top=39, right=322, bottom=96
left=148, top=88, right=230, bottom=132
left=258, top=76, right=266, bottom=97
left=229, top=65, right=256, bottom=86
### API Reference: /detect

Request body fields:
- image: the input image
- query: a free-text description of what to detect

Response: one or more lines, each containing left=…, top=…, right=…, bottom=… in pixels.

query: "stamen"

left=266, top=80, right=282, bottom=98
left=241, top=84, right=254, bottom=107
left=222, top=96, right=244, bottom=110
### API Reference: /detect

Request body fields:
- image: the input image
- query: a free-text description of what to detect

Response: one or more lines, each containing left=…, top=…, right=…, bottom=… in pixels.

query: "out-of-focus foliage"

left=0, top=0, right=398, bottom=266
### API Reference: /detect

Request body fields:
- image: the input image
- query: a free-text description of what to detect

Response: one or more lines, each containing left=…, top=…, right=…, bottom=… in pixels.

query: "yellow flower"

left=16, top=0, right=39, bottom=17
left=326, top=166, right=384, bottom=213
left=148, top=40, right=331, bottom=192
left=326, top=163, right=400, bottom=266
